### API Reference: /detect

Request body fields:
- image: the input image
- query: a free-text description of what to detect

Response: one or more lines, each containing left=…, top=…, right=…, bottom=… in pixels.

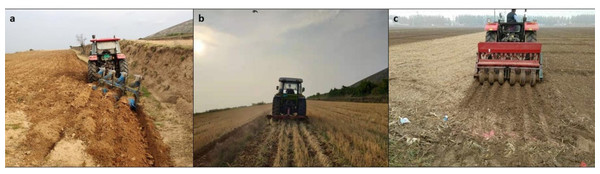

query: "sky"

left=194, top=10, right=388, bottom=113
left=389, top=9, right=595, bottom=25
left=5, top=10, right=191, bottom=53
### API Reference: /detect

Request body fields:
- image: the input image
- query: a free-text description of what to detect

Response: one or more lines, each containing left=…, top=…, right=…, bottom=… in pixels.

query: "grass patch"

left=154, top=122, right=164, bottom=128
left=6, top=123, right=22, bottom=130
left=16, top=96, right=24, bottom=103
left=141, top=87, right=151, bottom=98
left=180, top=56, right=185, bottom=61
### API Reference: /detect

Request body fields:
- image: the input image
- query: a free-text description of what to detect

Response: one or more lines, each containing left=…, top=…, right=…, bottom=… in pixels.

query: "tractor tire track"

left=272, top=121, right=290, bottom=167
left=299, top=123, right=332, bottom=166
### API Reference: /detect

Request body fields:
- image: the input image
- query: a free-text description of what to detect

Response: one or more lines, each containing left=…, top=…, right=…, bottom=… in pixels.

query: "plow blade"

left=92, top=68, right=143, bottom=110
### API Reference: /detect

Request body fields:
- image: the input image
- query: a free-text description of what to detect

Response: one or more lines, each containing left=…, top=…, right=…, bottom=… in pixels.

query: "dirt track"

left=193, top=100, right=388, bottom=167
left=5, top=50, right=173, bottom=167
left=389, top=28, right=594, bottom=166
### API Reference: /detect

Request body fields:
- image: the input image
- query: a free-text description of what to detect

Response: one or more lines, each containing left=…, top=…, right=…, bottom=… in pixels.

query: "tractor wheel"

left=485, top=31, right=497, bottom=42
left=509, top=69, right=516, bottom=86
left=297, top=99, right=306, bottom=116
left=530, top=71, right=537, bottom=87
left=526, top=32, right=537, bottom=42
left=478, top=69, right=486, bottom=85
left=488, top=69, right=495, bottom=85
left=87, top=61, right=99, bottom=83
left=498, top=69, right=505, bottom=85
left=272, top=97, right=280, bottom=115
left=118, top=59, right=129, bottom=78
left=519, top=70, right=527, bottom=86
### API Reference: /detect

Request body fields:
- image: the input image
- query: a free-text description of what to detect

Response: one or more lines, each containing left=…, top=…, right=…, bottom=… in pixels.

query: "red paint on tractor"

left=524, top=22, right=539, bottom=31
left=117, top=53, right=126, bottom=59
left=484, top=23, right=498, bottom=31
left=89, top=55, right=98, bottom=61
left=90, top=38, right=121, bottom=42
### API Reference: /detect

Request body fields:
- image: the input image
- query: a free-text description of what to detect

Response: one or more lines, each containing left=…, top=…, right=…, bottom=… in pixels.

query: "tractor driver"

left=507, top=9, right=518, bottom=23
left=506, top=9, right=520, bottom=32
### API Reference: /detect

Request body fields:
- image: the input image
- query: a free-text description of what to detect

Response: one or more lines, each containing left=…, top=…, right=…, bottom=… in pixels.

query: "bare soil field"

left=389, top=28, right=594, bottom=166
left=72, top=39, right=194, bottom=166
left=193, top=100, right=388, bottom=167
left=389, top=27, right=480, bottom=46
left=5, top=50, right=173, bottom=166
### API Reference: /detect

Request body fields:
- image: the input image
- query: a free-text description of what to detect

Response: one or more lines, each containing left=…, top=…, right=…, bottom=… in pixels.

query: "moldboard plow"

left=92, top=68, right=143, bottom=110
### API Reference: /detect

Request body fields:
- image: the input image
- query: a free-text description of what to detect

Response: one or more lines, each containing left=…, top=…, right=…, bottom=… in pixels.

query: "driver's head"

left=511, top=9, right=516, bottom=12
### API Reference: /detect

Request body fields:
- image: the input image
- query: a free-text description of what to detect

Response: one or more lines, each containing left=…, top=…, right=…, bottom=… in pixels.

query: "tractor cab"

left=486, top=9, right=538, bottom=43
left=268, top=77, right=307, bottom=120
left=90, top=35, right=124, bottom=61
left=277, top=77, right=305, bottom=95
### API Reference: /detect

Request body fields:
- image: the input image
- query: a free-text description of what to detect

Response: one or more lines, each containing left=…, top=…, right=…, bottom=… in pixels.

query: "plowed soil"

left=5, top=50, right=173, bottom=167
left=389, top=28, right=594, bottom=166
left=193, top=100, right=388, bottom=167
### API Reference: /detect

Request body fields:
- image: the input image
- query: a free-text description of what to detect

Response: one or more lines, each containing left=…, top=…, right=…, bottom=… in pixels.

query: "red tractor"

left=87, top=35, right=142, bottom=110
left=87, top=35, right=128, bottom=83
left=475, top=9, right=543, bottom=86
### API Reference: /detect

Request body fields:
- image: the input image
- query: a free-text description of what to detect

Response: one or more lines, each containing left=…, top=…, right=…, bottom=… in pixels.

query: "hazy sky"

left=5, top=10, right=191, bottom=53
left=194, top=10, right=388, bottom=113
left=389, top=9, right=595, bottom=25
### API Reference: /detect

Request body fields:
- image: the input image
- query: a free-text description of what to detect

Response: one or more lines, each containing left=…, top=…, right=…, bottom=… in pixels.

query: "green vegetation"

left=6, top=123, right=22, bottom=130
left=141, top=86, right=151, bottom=98
left=166, top=33, right=185, bottom=37
left=308, top=79, right=388, bottom=100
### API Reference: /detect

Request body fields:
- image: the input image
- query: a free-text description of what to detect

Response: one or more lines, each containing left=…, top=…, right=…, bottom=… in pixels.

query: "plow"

left=87, top=35, right=143, bottom=110
left=475, top=9, right=543, bottom=86
left=266, top=77, right=308, bottom=121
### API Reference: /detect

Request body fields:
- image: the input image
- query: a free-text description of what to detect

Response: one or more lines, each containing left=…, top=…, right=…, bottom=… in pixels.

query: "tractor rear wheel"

left=87, top=61, right=99, bottom=83
left=526, top=31, right=537, bottom=42
left=118, top=59, right=129, bottom=78
left=485, top=31, right=497, bottom=42
left=272, top=97, right=280, bottom=115
left=298, top=98, right=306, bottom=116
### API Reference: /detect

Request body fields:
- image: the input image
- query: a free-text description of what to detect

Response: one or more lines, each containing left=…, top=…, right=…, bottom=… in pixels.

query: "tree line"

left=391, top=14, right=594, bottom=27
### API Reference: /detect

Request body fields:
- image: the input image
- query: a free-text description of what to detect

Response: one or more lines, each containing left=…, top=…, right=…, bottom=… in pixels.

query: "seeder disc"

left=509, top=69, right=516, bottom=86
left=498, top=69, right=505, bottom=85
left=478, top=69, right=486, bottom=85
left=530, top=71, right=537, bottom=87
left=519, top=70, right=527, bottom=87
left=488, top=69, right=495, bottom=85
